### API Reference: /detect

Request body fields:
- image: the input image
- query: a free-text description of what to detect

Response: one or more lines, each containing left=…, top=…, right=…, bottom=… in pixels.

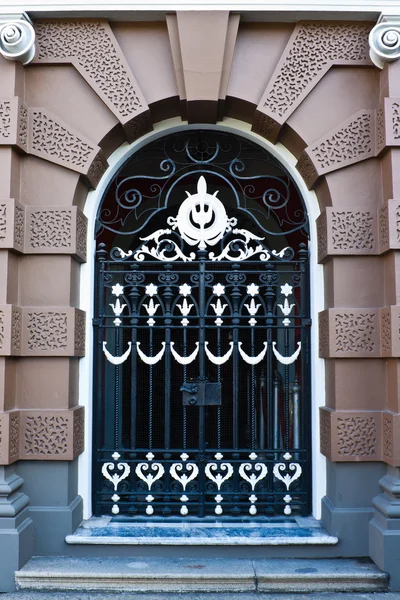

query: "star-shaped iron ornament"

left=280, top=283, right=293, bottom=297
left=246, top=283, right=259, bottom=297
left=111, top=284, right=124, bottom=297
left=179, top=283, right=192, bottom=297
left=145, top=283, right=158, bottom=297
left=212, top=283, right=225, bottom=296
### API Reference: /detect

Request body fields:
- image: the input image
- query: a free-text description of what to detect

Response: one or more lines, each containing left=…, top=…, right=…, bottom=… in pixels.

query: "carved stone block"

left=297, top=110, right=375, bottom=189
left=0, top=305, right=22, bottom=356
left=376, top=99, right=400, bottom=155
left=0, top=411, right=20, bottom=465
left=0, top=97, right=28, bottom=152
left=253, top=23, right=370, bottom=143
left=319, top=308, right=380, bottom=358
left=320, top=407, right=381, bottom=462
left=20, top=406, right=84, bottom=460
left=21, top=308, right=85, bottom=357
left=34, top=21, right=152, bottom=142
left=0, top=198, right=24, bottom=253
left=378, top=199, right=400, bottom=254
left=25, top=206, right=87, bottom=261
left=28, top=108, right=107, bottom=188
left=380, top=306, right=400, bottom=357
left=316, top=208, right=376, bottom=262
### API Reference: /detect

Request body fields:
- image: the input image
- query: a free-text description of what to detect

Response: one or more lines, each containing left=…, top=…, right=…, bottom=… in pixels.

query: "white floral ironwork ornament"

left=167, top=176, right=237, bottom=249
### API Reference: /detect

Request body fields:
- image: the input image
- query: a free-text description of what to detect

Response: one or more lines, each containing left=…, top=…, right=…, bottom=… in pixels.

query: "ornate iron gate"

left=93, top=130, right=311, bottom=519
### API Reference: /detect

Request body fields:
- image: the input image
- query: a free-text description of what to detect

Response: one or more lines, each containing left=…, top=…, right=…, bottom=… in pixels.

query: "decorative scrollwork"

left=204, top=341, right=234, bottom=365
left=102, top=461, right=131, bottom=491
left=103, top=341, right=132, bottom=365
left=170, top=341, right=199, bottom=365
left=272, top=341, right=301, bottom=365
left=238, top=342, right=268, bottom=365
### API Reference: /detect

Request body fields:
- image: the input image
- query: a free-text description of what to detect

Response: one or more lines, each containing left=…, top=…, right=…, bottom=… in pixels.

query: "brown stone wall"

left=0, top=13, right=397, bottom=470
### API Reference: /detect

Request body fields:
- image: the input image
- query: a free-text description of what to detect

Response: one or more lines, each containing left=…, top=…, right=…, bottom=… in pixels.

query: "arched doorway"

left=93, top=129, right=311, bottom=519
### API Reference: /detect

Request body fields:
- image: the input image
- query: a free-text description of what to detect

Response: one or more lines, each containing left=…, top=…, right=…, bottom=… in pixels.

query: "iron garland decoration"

left=94, top=130, right=311, bottom=519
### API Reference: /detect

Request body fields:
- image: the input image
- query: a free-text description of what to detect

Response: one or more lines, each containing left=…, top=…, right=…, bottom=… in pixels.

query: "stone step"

left=15, top=557, right=388, bottom=593
left=65, top=517, right=339, bottom=546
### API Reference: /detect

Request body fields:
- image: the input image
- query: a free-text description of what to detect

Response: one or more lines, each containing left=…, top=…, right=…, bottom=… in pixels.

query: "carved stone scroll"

left=21, top=307, right=85, bottom=357
left=319, top=309, right=380, bottom=358
left=25, top=206, right=87, bottom=262
left=297, top=110, right=375, bottom=189
left=253, top=23, right=371, bottom=143
left=316, top=208, right=376, bottom=262
left=167, top=12, right=239, bottom=123
left=33, top=20, right=152, bottom=142
left=19, top=406, right=84, bottom=461
left=320, top=407, right=381, bottom=462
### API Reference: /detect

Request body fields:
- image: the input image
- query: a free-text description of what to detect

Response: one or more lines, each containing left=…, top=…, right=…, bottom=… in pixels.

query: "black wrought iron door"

left=93, top=131, right=311, bottom=519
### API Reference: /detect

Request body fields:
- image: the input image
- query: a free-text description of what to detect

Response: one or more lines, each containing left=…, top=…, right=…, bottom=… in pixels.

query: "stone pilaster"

left=0, top=466, right=33, bottom=591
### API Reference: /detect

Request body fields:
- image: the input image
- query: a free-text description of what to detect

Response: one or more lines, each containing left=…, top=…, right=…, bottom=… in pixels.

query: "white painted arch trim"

left=79, top=117, right=326, bottom=520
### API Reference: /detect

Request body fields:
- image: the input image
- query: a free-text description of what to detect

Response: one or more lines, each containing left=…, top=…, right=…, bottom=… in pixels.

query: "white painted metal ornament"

left=136, top=341, right=166, bottom=365
left=244, top=298, right=261, bottom=316
left=238, top=342, right=268, bottom=365
left=210, top=298, right=228, bottom=317
left=176, top=298, right=194, bottom=317
left=205, top=454, right=234, bottom=515
left=204, top=341, right=234, bottom=365
left=239, top=455, right=268, bottom=515
left=135, top=454, right=165, bottom=516
left=102, top=461, right=131, bottom=491
left=143, top=298, right=160, bottom=316
left=170, top=453, right=199, bottom=516
left=168, top=176, right=237, bottom=250
left=170, top=341, right=199, bottom=365
left=110, top=298, right=127, bottom=317
left=103, top=341, right=132, bottom=365
left=273, top=460, right=302, bottom=516
left=278, top=298, right=295, bottom=317
left=272, top=341, right=301, bottom=365
left=134, top=229, right=195, bottom=262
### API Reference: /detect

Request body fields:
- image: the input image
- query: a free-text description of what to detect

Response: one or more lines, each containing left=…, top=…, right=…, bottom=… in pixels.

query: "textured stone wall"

left=0, top=14, right=397, bottom=472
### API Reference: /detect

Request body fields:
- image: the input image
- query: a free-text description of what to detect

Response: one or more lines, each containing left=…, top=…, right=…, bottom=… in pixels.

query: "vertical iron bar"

left=284, top=327, right=289, bottom=450
left=217, top=319, right=221, bottom=449
left=183, top=324, right=187, bottom=450
left=264, top=264, right=275, bottom=451
left=149, top=327, right=153, bottom=451
left=163, top=265, right=173, bottom=450
left=231, top=265, right=241, bottom=450
left=198, top=251, right=207, bottom=518
left=129, top=266, right=140, bottom=449
left=273, top=372, right=280, bottom=449
left=251, top=327, right=256, bottom=451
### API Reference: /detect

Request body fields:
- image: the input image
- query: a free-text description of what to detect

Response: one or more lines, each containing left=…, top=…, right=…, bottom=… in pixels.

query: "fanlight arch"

left=93, top=129, right=311, bottom=519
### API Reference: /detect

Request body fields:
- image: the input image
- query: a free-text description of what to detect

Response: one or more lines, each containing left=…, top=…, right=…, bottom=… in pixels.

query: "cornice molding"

left=0, top=12, right=35, bottom=64
left=1, top=3, right=400, bottom=22
left=369, top=14, right=400, bottom=68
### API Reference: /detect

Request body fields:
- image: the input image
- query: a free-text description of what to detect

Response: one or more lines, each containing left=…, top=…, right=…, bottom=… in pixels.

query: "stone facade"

left=0, top=6, right=400, bottom=593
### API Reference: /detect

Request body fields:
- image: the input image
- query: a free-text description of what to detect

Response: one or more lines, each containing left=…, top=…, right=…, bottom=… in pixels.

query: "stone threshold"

left=15, top=557, right=388, bottom=593
left=66, top=516, right=339, bottom=545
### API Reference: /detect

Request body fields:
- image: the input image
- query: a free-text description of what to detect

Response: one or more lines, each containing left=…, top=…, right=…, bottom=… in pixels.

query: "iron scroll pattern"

left=93, top=137, right=311, bottom=520
left=96, top=130, right=309, bottom=245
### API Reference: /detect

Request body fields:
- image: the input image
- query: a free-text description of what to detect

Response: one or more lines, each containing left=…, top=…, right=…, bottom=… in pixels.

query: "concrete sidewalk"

left=2, top=592, right=400, bottom=600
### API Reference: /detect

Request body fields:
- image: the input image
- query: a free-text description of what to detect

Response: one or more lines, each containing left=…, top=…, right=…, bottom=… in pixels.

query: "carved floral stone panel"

left=0, top=305, right=21, bottom=356
left=25, top=206, right=87, bottom=261
left=20, top=406, right=84, bottom=460
left=253, top=23, right=371, bottom=142
left=21, top=307, right=86, bottom=357
left=34, top=20, right=152, bottom=141
left=376, top=98, right=400, bottom=154
left=319, top=309, right=380, bottom=358
left=297, top=110, right=375, bottom=189
left=29, top=108, right=107, bottom=188
left=0, top=198, right=25, bottom=252
left=380, top=306, right=400, bottom=357
left=317, top=208, right=376, bottom=261
left=0, top=411, right=20, bottom=465
left=320, top=408, right=381, bottom=462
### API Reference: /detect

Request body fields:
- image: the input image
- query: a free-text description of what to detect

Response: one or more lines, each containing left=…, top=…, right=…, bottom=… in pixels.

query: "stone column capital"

left=0, top=12, right=35, bottom=65
left=370, top=14, right=400, bottom=69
